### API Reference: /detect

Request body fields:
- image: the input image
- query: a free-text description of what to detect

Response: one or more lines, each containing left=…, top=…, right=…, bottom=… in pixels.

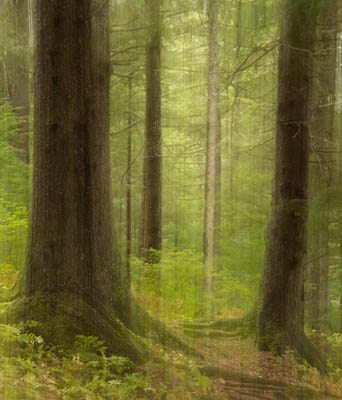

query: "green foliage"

left=0, top=199, right=28, bottom=272
left=0, top=320, right=221, bottom=399
left=187, top=359, right=212, bottom=391
left=74, top=335, right=107, bottom=355
left=132, top=246, right=259, bottom=319
left=0, top=323, right=152, bottom=399
left=0, top=103, right=30, bottom=206
left=132, top=249, right=205, bottom=318
left=0, top=104, right=29, bottom=275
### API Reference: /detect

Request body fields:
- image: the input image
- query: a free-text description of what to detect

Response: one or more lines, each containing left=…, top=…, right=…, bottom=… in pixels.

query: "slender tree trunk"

left=126, top=76, right=133, bottom=301
left=2, top=0, right=30, bottom=165
left=13, top=0, right=147, bottom=362
left=307, top=0, right=338, bottom=334
left=141, top=0, right=162, bottom=265
left=174, top=200, right=178, bottom=251
left=338, top=52, right=342, bottom=333
left=204, top=0, right=221, bottom=307
left=258, top=0, right=327, bottom=373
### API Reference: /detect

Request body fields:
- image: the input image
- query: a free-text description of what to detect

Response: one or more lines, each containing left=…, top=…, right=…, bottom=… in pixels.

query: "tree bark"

left=125, top=75, right=133, bottom=322
left=258, top=0, right=326, bottom=373
left=204, top=0, right=221, bottom=309
left=141, top=0, right=162, bottom=266
left=11, top=0, right=148, bottom=362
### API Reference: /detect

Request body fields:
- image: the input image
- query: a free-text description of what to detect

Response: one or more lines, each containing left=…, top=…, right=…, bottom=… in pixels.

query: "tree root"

left=182, top=327, right=239, bottom=339
left=290, top=331, right=329, bottom=375
left=180, top=318, right=243, bottom=331
left=125, top=301, right=203, bottom=358
left=7, top=293, right=152, bottom=363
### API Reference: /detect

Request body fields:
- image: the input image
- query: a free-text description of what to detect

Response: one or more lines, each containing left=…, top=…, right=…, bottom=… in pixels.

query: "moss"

left=7, top=292, right=152, bottom=364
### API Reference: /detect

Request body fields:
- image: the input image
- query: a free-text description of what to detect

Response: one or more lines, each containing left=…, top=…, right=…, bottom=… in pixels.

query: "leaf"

left=197, top=375, right=211, bottom=389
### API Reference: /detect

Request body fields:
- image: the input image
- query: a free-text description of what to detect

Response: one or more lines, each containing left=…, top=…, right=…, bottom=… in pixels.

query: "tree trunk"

left=141, top=0, right=162, bottom=266
left=204, top=0, right=221, bottom=310
left=11, top=0, right=148, bottom=363
left=258, top=0, right=327, bottom=373
left=125, top=75, right=133, bottom=323
left=2, top=0, right=30, bottom=165
left=307, top=0, right=338, bottom=334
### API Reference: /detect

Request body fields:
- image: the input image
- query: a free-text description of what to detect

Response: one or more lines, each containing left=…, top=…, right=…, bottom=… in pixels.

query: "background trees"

left=307, top=0, right=338, bottom=334
left=0, top=0, right=30, bottom=166
left=0, top=0, right=339, bottom=328
left=0, top=0, right=342, bottom=393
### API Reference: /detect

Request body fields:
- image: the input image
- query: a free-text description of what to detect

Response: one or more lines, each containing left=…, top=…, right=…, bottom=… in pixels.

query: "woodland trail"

left=172, top=322, right=342, bottom=400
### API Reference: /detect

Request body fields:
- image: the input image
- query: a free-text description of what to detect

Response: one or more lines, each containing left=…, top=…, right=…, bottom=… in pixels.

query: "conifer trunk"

left=126, top=76, right=133, bottom=306
left=258, top=0, right=326, bottom=373
left=14, top=0, right=147, bottom=362
left=204, top=0, right=221, bottom=304
left=141, top=0, right=162, bottom=265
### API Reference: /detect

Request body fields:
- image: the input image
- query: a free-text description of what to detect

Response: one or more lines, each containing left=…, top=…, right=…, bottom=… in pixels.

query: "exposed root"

left=127, top=301, right=202, bottom=358
left=290, top=331, right=329, bottom=375
left=182, top=327, right=239, bottom=339
left=8, top=293, right=152, bottom=363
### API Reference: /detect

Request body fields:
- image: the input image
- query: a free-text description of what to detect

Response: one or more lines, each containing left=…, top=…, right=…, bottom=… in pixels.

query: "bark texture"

left=204, top=0, right=221, bottom=303
left=258, top=0, right=326, bottom=373
left=141, top=0, right=162, bottom=264
left=13, top=0, right=147, bottom=362
left=124, top=76, right=133, bottom=326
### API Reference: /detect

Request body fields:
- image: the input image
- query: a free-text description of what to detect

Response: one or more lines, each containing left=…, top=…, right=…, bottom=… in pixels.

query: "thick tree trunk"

left=11, top=0, right=148, bottom=363
left=204, top=0, right=221, bottom=308
left=258, top=0, right=326, bottom=373
left=307, top=0, right=338, bottom=334
left=141, top=0, right=162, bottom=266
left=2, top=0, right=30, bottom=165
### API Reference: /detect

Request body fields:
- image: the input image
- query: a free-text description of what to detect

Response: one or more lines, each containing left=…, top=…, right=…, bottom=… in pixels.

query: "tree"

left=141, top=0, right=162, bottom=265
left=126, top=75, right=133, bottom=302
left=12, top=0, right=148, bottom=362
left=258, top=0, right=327, bottom=372
left=203, top=0, right=221, bottom=310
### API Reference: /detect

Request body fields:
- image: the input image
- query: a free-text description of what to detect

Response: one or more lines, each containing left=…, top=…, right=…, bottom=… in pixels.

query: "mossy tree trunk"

left=258, top=0, right=327, bottom=373
left=13, top=0, right=148, bottom=363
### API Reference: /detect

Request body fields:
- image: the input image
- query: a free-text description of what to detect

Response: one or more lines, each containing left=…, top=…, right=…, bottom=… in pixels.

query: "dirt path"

left=172, top=327, right=342, bottom=399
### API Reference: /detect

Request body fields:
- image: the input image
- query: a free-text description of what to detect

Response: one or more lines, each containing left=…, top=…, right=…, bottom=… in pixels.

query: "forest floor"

left=161, top=318, right=342, bottom=400
left=1, top=267, right=342, bottom=399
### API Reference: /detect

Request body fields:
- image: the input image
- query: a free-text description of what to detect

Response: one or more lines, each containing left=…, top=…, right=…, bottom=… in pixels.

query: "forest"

left=0, top=0, right=342, bottom=398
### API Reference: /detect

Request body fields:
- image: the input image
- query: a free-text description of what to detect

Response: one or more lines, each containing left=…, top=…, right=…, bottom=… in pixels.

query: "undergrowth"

left=0, top=321, right=223, bottom=399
